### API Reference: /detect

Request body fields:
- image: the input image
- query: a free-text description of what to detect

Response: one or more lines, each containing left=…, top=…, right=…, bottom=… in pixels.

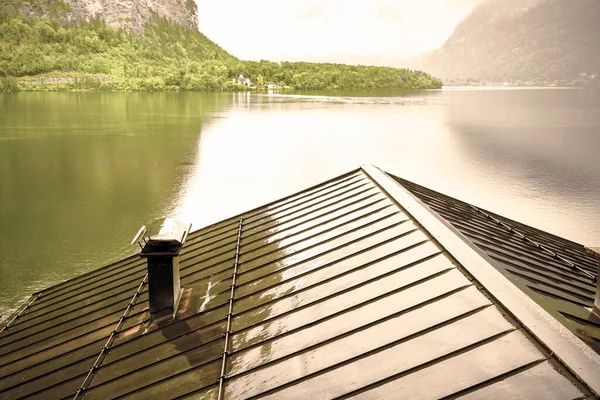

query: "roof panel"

left=241, top=171, right=365, bottom=221
left=242, top=198, right=391, bottom=254
left=25, top=374, right=83, bottom=400
left=253, top=286, right=494, bottom=397
left=239, top=203, right=395, bottom=264
left=224, top=271, right=483, bottom=399
left=457, top=361, right=586, bottom=400
left=391, top=173, right=600, bottom=356
left=239, top=203, right=399, bottom=267
left=237, top=215, right=412, bottom=284
left=232, top=241, right=441, bottom=335
left=232, top=254, right=457, bottom=353
left=86, top=339, right=224, bottom=397
left=0, top=338, right=100, bottom=393
left=240, top=192, right=386, bottom=246
left=88, top=359, right=222, bottom=400
left=0, top=167, right=595, bottom=400
left=346, top=331, right=547, bottom=400
left=242, top=179, right=374, bottom=231
left=113, top=304, right=229, bottom=355
left=4, top=277, right=145, bottom=336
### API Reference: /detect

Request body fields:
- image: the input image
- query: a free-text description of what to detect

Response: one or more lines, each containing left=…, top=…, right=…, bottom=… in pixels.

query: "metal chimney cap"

left=132, top=218, right=192, bottom=254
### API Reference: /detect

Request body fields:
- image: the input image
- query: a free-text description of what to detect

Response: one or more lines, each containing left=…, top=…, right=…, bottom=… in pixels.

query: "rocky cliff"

left=10, top=0, right=198, bottom=32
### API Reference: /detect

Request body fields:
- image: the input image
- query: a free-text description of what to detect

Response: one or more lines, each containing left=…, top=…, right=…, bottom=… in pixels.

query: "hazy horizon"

left=194, top=0, right=483, bottom=65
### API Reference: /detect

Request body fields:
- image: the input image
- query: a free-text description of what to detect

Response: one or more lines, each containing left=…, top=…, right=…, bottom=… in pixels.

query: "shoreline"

left=3, top=74, right=597, bottom=93
left=3, top=81, right=595, bottom=94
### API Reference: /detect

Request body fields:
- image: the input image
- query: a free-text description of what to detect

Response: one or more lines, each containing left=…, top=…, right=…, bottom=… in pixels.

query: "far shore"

left=2, top=74, right=597, bottom=93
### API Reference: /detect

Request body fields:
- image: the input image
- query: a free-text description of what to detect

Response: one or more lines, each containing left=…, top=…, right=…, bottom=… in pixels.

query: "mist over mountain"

left=414, top=0, right=600, bottom=86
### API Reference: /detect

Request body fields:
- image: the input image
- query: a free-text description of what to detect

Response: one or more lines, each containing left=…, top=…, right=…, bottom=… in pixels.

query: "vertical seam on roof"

left=360, top=164, right=600, bottom=397
left=217, top=217, right=243, bottom=400
left=72, top=273, right=149, bottom=399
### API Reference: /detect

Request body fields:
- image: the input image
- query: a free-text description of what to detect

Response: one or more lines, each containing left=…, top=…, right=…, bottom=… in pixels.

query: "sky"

left=194, top=0, right=483, bottom=65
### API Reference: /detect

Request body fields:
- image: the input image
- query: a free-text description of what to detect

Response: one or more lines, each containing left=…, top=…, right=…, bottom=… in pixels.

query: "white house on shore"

left=235, top=74, right=253, bottom=87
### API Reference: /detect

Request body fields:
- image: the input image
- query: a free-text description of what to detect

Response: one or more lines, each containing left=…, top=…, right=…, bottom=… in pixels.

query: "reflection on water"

left=0, top=92, right=230, bottom=316
left=1, top=88, right=599, bottom=317
left=176, top=88, right=600, bottom=251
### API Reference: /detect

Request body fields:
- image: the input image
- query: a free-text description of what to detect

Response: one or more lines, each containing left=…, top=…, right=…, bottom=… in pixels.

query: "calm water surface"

left=1, top=88, right=599, bottom=318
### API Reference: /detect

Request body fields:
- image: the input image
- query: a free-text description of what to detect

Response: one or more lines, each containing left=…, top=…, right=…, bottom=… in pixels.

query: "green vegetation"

left=0, top=10, right=442, bottom=92
left=0, top=76, right=19, bottom=92
left=3, top=0, right=72, bottom=19
left=185, top=0, right=197, bottom=14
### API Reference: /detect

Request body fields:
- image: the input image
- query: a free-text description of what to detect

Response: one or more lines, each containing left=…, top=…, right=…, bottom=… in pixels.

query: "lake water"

left=1, top=88, right=599, bottom=318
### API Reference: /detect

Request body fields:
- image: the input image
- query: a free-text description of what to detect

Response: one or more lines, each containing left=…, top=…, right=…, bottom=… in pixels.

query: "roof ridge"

left=360, top=164, right=600, bottom=397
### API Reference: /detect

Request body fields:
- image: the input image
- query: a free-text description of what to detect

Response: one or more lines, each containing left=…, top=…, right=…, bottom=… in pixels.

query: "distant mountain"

left=416, top=0, right=600, bottom=86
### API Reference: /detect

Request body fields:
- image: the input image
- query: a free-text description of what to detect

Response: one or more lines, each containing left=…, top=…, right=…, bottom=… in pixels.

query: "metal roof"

left=0, top=166, right=599, bottom=399
left=392, top=173, right=600, bottom=356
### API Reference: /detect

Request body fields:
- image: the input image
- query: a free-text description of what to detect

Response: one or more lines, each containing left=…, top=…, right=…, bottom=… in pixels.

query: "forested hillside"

left=0, top=4, right=442, bottom=92
left=418, top=0, right=600, bottom=86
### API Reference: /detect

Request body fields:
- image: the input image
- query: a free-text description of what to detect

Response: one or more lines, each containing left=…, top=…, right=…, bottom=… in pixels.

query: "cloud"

left=195, top=0, right=482, bottom=64
left=295, top=3, right=326, bottom=22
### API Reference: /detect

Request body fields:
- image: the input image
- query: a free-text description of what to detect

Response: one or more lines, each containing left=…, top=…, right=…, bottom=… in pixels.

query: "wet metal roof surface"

left=392, top=173, right=600, bottom=356
left=0, top=166, right=599, bottom=399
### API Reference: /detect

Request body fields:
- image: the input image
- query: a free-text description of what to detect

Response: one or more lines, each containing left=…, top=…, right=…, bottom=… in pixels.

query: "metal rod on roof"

left=468, top=203, right=597, bottom=281
left=73, top=273, right=149, bottom=400
left=0, top=292, right=42, bottom=335
left=218, top=217, right=243, bottom=400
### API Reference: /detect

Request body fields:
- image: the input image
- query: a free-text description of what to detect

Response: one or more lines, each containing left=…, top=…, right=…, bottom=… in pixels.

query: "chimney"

left=585, top=247, right=600, bottom=315
left=132, top=218, right=191, bottom=315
